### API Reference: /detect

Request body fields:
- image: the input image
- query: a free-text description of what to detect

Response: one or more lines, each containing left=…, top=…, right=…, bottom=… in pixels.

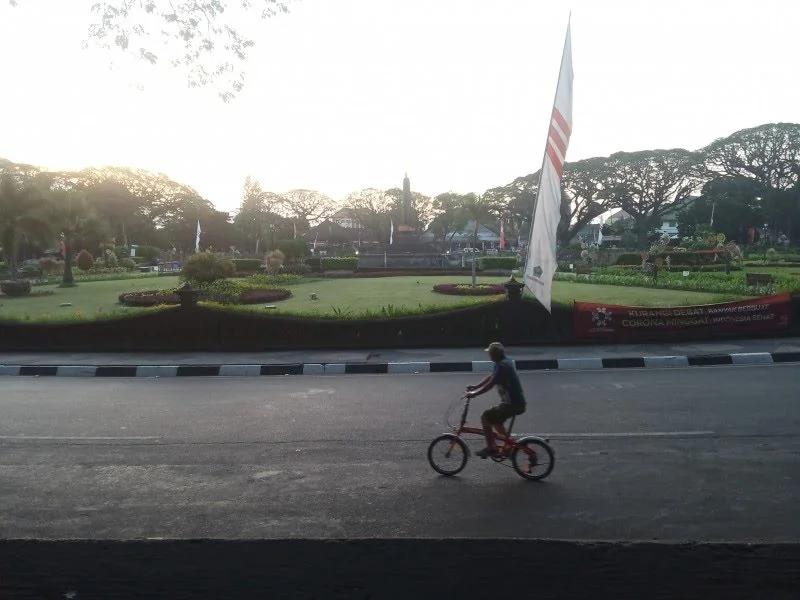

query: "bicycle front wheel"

left=427, top=434, right=468, bottom=476
left=511, top=437, right=555, bottom=481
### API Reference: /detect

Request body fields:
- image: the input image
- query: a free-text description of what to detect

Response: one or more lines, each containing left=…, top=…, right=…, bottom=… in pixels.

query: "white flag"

left=525, top=21, right=573, bottom=312
left=195, top=220, right=202, bottom=253
left=390, top=218, right=394, bottom=245
left=596, top=216, right=604, bottom=247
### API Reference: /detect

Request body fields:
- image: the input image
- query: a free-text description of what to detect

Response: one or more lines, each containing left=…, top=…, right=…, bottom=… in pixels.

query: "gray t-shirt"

left=490, top=358, right=526, bottom=406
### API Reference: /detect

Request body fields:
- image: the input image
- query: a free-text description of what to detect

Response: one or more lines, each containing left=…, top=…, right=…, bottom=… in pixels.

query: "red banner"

left=574, top=294, right=792, bottom=341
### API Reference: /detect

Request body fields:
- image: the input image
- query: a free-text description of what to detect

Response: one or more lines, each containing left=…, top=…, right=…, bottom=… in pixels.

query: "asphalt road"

left=1, top=365, right=798, bottom=541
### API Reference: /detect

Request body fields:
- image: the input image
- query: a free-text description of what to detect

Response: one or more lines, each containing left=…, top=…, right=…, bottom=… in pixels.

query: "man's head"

left=485, top=341, right=505, bottom=362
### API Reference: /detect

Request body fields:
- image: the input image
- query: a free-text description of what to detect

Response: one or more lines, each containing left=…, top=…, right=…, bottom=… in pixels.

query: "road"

left=1, top=364, right=798, bottom=541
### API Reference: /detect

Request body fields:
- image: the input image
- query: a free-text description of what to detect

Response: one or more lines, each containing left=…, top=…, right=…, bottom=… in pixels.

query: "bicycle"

left=427, top=395, right=555, bottom=481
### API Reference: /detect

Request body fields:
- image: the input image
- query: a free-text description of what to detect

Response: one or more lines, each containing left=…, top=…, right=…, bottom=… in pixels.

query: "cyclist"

left=466, top=342, right=526, bottom=458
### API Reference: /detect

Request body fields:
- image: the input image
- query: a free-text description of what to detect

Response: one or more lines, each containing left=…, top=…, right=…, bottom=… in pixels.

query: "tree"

left=460, top=193, right=499, bottom=286
left=483, top=174, right=537, bottom=245
left=278, top=189, right=336, bottom=233
left=344, top=188, right=393, bottom=244
left=46, top=188, right=106, bottom=286
left=559, top=157, right=609, bottom=246
left=703, top=123, right=800, bottom=239
left=602, top=149, right=705, bottom=248
left=10, top=0, right=291, bottom=102
left=428, top=192, right=469, bottom=247
left=233, top=177, right=287, bottom=254
left=677, top=177, right=764, bottom=242
left=0, top=173, right=50, bottom=280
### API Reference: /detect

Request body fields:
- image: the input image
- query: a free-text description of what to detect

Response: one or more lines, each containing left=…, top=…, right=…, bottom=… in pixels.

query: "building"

left=331, top=208, right=363, bottom=230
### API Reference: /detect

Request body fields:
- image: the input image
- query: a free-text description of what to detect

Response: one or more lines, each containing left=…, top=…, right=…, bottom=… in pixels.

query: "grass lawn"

left=0, top=276, right=180, bottom=322
left=235, top=276, right=742, bottom=317
left=0, top=274, right=745, bottom=322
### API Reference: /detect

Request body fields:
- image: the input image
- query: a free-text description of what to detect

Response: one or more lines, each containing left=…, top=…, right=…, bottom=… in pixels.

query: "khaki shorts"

left=483, top=403, right=526, bottom=425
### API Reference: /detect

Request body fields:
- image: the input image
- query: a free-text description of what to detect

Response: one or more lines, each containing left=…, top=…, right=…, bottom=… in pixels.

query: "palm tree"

left=460, top=193, right=499, bottom=287
left=0, top=173, right=50, bottom=281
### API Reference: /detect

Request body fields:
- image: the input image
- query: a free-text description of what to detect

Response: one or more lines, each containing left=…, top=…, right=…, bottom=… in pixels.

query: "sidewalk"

left=1, top=336, right=799, bottom=368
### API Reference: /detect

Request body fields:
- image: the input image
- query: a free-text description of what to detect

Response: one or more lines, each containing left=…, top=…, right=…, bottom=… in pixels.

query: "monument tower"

left=402, top=172, right=411, bottom=226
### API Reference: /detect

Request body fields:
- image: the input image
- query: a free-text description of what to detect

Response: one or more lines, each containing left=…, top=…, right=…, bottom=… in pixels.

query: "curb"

left=0, top=352, right=798, bottom=377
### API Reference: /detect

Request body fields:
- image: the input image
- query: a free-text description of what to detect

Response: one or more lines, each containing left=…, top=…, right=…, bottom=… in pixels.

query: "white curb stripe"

left=388, top=362, right=430, bottom=374
left=644, top=355, right=690, bottom=368
left=0, top=366, right=22, bottom=376
left=136, top=366, right=179, bottom=377
left=557, top=357, right=604, bottom=370
left=323, top=363, right=346, bottom=375
left=219, top=364, right=262, bottom=377
left=471, top=360, right=495, bottom=373
left=302, top=364, right=325, bottom=375
left=56, top=366, right=98, bottom=377
left=730, top=352, right=774, bottom=366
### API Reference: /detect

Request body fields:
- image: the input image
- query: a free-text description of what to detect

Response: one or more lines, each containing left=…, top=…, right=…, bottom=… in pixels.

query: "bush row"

left=555, top=271, right=800, bottom=296
left=477, top=256, right=519, bottom=270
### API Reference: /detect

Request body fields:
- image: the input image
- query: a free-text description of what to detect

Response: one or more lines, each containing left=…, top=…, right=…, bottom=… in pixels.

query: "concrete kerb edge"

left=0, top=353, right=797, bottom=377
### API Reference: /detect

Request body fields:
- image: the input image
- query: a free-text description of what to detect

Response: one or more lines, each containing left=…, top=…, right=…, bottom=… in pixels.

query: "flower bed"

left=118, top=290, right=180, bottom=307
left=237, top=288, right=292, bottom=304
left=433, top=283, right=506, bottom=296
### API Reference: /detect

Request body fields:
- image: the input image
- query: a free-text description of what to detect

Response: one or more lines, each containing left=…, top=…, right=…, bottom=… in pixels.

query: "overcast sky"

left=1, top=0, right=798, bottom=213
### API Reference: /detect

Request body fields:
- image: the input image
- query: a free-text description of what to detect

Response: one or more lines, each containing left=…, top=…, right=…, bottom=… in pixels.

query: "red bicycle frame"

left=453, top=396, right=519, bottom=457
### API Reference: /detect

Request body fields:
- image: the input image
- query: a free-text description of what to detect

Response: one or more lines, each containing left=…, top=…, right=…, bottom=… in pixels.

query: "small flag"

left=313, top=231, right=318, bottom=251
left=293, top=221, right=297, bottom=239
left=195, top=220, right=202, bottom=253
left=525, top=18, right=573, bottom=312
left=390, top=218, right=394, bottom=245
left=500, top=219, right=506, bottom=250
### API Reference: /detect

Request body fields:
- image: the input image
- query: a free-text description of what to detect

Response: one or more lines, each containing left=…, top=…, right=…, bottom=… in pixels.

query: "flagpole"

left=525, top=15, right=572, bottom=273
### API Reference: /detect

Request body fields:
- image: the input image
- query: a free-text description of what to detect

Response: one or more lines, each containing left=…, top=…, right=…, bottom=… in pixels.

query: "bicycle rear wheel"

left=427, top=434, right=468, bottom=476
left=511, top=437, right=554, bottom=481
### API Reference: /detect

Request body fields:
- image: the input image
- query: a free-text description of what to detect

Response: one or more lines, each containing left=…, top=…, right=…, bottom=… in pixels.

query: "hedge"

left=477, top=256, right=518, bottom=270
left=118, top=290, right=180, bottom=307
left=433, top=283, right=506, bottom=296
left=1, top=280, right=32, bottom=297
left=232, top=258, right=263, bottom=273
left=615, top=251, right=732, bottom=267
left=306, top=257, right=322, bottom=272
left=321, top=257, right=358, bottom=271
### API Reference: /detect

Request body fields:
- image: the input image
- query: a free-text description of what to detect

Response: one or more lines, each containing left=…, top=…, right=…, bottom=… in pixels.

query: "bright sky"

left=1, top=0, right=799, bottom=213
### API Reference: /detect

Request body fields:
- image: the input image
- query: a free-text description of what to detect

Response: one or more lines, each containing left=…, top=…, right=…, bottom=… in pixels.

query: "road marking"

left=0, top=435, right=161, bottom=441
left=517, top=431, right=715, bottom=439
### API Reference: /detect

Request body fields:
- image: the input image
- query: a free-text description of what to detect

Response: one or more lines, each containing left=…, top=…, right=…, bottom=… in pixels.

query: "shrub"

left=232, top=258, right=263, bottom=273
left=1, top=279, right=32, bottom=296
left=181, top=252, right=235, bottom=283
left=76, top=250, right=94, bottom=271
left=433, top=283, right=506, bottom=296
left=39, top=257, right=64, bottom=275
left=306, top=257, right=323, bottom=272
left=20, top=263, right=42, bottom=278
left=275, top=239, right=309, bottom=263
left=277, top=263, right=311, bottom=275
left=477, top=256, right=518, bottom=270
left=118, top=290, right=180, bottom=307
left=120, top=258, right=137, bottom=270
left=246, top=273, right=304, bottom=287
left=266, top=249, right=286, bottom=271
left=322, top=257, right=358, bottom=271
left=113, top=245, right=130, bottom=259
left=134, top=245, right=161, bottom=263
left=104, top=250, right=119, bottom=268
left=615, top=253, right=643, bottom=266
left=195, top=279, right=292, bottom=304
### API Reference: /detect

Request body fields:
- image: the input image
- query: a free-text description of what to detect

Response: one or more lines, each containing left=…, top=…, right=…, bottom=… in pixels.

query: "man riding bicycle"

left=466, top=342, right=526, bottom=458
